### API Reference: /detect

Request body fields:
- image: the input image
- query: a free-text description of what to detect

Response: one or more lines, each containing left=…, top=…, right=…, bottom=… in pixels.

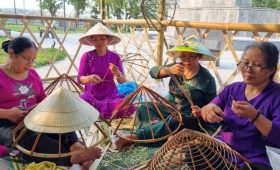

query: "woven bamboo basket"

left=145, top=128, right=252, bottom=170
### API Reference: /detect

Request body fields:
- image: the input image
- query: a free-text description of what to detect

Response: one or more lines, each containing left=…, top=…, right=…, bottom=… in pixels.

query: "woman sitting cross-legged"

left=77, top=22, right=135, bottom=119
left=115, top=40, right=219, bottom=150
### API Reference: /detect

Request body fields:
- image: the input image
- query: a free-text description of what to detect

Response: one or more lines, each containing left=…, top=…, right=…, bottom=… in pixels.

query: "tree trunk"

left=106, top=4, right=110, bottom=19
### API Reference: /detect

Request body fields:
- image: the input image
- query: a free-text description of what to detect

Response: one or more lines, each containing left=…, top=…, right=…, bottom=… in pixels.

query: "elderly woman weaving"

left=115, top=39, right=219, bottom=149
left=201, top=41, right=280, bottom=170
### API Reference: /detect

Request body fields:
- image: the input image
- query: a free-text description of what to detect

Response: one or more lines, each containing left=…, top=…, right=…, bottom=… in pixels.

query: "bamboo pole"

left=1, top=14, right=279, bottom=32
left=156, top=0, right=166, bottom=66
left=100, top=0, right=106, bottom=20
left=103, top=19, right=280, bottom=33
left=103, top=19, right=151, bottom=26
left=162, top=20, right=280, bottom=32
left=0, top=14, right=99, bottom=22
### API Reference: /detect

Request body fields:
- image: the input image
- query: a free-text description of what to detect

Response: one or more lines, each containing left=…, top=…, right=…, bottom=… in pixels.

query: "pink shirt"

left=0, top=68, right=46, bottom=126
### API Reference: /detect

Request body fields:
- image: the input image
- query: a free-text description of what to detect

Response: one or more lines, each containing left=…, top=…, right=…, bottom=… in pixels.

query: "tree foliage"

left=91, top=0, right=142, bottom=19
left=39, top=0, right=63, bottom=16
left=252, top=0, right=280, bottom=9
left=124, top=0, right=142, bottom=19
left=67, top=0, right=88, bottom=18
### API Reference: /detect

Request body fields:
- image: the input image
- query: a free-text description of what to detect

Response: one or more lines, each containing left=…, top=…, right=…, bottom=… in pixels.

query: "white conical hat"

left=24, top=87, right=99, bottom=133
left=79, top=22, right=121, bottom=46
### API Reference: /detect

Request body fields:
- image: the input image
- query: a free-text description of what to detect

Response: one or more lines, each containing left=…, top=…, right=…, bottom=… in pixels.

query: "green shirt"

left=149, top=64, right=216, bottom=117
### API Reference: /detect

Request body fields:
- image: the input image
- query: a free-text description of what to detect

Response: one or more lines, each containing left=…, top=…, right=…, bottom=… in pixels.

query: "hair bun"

left=1, top=40, right=11, bottom=53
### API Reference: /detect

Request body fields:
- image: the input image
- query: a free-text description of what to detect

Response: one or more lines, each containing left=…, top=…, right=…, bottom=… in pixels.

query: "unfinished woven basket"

left=110, top=85, right=183, bottom=143
left=145, top=128, right=252, bottom=170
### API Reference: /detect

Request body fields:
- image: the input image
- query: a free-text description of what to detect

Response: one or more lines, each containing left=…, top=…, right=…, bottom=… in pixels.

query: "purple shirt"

left=77, top=50, right=124, bottom=99
left=212, top=81, right=280, bottom=167
left=77, top=50, right=135, bottom=119
left=0, top=68, right=46, bottom=126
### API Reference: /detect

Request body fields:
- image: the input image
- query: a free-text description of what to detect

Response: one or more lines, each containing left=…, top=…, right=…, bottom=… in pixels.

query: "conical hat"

left=166, top=38, right=215, bottom=61
left=24, top=87, right=99, bottom=133
left=79, top=22, right=121, bottom=46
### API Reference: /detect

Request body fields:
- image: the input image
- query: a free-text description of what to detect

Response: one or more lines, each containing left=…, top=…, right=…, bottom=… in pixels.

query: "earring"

left=8, top=65, right=12, bottom=72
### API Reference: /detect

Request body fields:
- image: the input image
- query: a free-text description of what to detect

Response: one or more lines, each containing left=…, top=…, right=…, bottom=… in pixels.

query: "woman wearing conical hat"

left=115, top=39, right=219, bottom=149
left=78, top=23, right=135, bottom=119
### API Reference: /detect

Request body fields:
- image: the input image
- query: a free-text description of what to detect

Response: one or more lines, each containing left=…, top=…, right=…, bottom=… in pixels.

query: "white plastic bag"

left=266, top=146, right=280, bottom=170
left=69, top=164, right=82, bottom=170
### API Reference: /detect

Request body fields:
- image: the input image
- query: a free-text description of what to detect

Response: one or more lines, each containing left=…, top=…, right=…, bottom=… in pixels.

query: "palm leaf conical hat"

left=79, top=22, right=121, bottom=46
left=167, top=38, right=215, bottom=61
left=24, top=87, right=99, bottom=133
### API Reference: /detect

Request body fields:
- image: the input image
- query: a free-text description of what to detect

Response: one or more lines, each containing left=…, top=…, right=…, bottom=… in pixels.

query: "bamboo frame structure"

left=120, top=53, right=149, bottom=85
left=12, top=87, right=108, bottom=159
left=155, top=0, right=165, bottom=66
left=44, top=73, right=110, bottom=139
left=1, top=13, right=280, bottom=90
left=109, top=86, right=183, bottom=143
left=45, top=73, right=84, bottom=95
left=0, top=14, right=279, bottom=32
left=12, top=122, right=81, bottom=158
left=100, top=0, right=106, bottom=20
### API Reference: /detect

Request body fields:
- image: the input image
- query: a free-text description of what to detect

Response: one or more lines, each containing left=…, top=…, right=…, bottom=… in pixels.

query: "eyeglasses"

left=18, top=54, right=36, bottom=63
left=237, top=62, right=267, bottom=73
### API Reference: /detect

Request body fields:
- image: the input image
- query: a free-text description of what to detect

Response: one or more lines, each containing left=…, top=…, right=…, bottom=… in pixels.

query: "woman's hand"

left=109, top=63, right=126, bottom=83
left=191, top=105, right=202, bottom=117
left=231, top=100, right=258, bottom=120
left=201, top=103, right=224, bottom=123
left=109, top=63, right=121, bottom=77
left=7, top=107, right=28, bottom=123
left=89, top=74, right=102, bottom=85
left=168, top=63, right=185, bottom=75
left=70, top=142, right=102, bottom=164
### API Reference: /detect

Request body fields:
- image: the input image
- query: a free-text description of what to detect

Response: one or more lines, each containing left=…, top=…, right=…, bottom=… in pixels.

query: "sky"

left=0, top=0, right=38, bottom=10
left=0, top=0, right=75, bottom=16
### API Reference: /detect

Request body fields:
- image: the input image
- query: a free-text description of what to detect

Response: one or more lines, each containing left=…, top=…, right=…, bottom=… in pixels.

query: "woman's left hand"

left=109, top=63, right=121, bottom=76
left=231, top=100, right=258, bottom=120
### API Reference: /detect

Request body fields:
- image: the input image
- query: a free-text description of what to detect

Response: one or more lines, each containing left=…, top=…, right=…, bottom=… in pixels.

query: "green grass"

left=5, top=24, right=45, bottom=33
left=4, top=24, right=86, bottom=34
left=0, top=36, right=66, bottom=67
left=0, top=36, right=7, bottom=64
left=34, top=48, right=66, bottom=67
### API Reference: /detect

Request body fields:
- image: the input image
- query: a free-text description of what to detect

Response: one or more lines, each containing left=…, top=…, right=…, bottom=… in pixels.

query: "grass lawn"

left=0, top=36, right=66, bottom=67
left=35, top=48, right=66, bottom=67
left=0, top=36, right=7, bottom=64
left=5, top=24, right=86, bottom=34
